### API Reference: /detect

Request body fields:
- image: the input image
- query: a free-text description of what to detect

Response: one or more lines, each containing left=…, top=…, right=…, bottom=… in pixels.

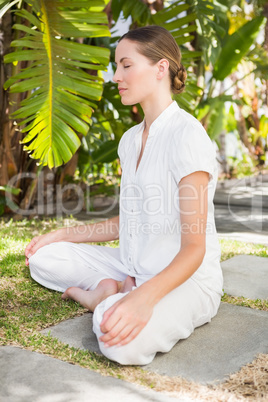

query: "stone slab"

left=221, top=255, right=268, bottom=300
left=0, top=346, right=185, bottom=402
left=41, top=303, right=268, bottom=384
left=144, top=303, right=268, bottom=383
left=42, top=312, right=101, bottom=354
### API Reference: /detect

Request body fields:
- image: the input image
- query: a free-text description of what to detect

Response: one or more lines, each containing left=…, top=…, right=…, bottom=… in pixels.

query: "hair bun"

left=172, top=64, right=187, bottom=94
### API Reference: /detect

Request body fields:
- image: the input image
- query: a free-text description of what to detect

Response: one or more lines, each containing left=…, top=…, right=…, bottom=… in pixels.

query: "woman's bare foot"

left=62, top=278, right=118, bottom=312
left=120, top=276, right=136, bottom=293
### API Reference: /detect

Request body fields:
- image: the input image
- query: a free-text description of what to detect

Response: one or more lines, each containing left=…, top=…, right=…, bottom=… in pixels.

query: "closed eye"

left=124, top=65, right=131, bottom=69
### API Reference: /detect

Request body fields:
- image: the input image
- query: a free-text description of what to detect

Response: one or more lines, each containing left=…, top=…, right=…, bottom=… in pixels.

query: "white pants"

left=29, top=242, right=221, bottom=365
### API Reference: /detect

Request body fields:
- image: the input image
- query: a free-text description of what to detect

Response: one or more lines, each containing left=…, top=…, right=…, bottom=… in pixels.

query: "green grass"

left=0, top=217, right=267, bottom=384
left=220, top=238, right=268, bottom=261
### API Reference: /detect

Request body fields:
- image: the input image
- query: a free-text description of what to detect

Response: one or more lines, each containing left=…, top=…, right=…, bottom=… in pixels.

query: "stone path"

left=145, top=303, right=268, bottom=383
left=39, top=255, right=268, bottom=385
left=221, top=255, right=268, bottom=299
left=0, top=346, right=183, bottom=402
left=41, top=302, right=268, bottom=385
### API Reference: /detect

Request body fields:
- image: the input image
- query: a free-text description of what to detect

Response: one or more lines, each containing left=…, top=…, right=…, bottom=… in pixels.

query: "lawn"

left=0, top=217, right=267, bottom=401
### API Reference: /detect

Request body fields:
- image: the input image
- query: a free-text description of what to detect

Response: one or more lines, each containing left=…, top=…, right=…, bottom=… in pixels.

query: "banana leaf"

left=4, top=0, right=110, bottom=168
left=213, top=16, right=265, bottom=81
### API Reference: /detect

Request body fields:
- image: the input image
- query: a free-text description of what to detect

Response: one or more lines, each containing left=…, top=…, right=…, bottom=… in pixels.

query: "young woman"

left=25, top=26, right=223, bottom=365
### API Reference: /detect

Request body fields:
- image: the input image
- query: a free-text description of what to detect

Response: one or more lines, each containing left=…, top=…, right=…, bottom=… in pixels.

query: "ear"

left=156, top=58, right=169, bottom=80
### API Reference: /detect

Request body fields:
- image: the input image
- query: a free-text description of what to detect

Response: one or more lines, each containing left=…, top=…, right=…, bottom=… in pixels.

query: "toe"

left=61, top=287, right=73, bottom=300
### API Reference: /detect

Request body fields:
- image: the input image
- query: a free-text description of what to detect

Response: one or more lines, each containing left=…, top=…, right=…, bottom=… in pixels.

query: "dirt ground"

left=130, top=353, right=268, bottom=401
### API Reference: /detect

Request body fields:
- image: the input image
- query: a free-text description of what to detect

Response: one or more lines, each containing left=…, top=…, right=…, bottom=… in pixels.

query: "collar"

left=134, top=101, right=179, bottom=149
left=149, top=101, right=179, bottom=133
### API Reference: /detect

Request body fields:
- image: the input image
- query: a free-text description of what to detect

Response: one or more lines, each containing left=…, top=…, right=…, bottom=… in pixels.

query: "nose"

left=113, top=66, right=121, bottom=83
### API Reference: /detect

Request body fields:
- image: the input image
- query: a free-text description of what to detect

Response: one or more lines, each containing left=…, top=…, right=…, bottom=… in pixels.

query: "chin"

left=120, top=94, right=141, bottom=106
left=121, top=98, right=136, bottom=106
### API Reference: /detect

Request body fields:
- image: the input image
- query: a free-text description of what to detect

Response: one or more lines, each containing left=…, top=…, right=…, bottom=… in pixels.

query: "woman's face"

left=113, top=39, right=160, bottom=106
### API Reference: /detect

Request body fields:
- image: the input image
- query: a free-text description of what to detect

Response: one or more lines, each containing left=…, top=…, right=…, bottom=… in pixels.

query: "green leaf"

left=122, top=0, right=149, bottom=24
left=213, top=16, right=265, bottom=81
left=12, top=24, right=43, bottom=37
left=15, top=8, right=42, bottom=29
left=175, top=35, right=195, bottom=46
left=111, top=0, right=149, bottom=24
left=0, top=0, right=11, bottom=5
left=55, top=106, right=89, bottom=136
left=0, top=0, right=20, bottom=19
left=21, top=118, right=49, bottom=143
left=151, top=2, right=197, bottom=47
left=8, top=75, right=47, bottom=93
left=91, top=140, right=119, bottom=164
left=111, top=0, right=125, bottom=22
left=0, top=185, right=21, bottom=195
left=207, top=102, right=225, bottom=140
left=58, top=11, right=108, bottom=24
left=152, top=3, right=190, bottom=25
left=4, top=50, right=47, bottom=63
left=172, top=25, right=197, bottom=37
left=58, top=75, right=102, bottom=100
left=259, top=115, right=268, bottom=138
left=164, top=14, right=197, bottom=32
left=11, top=95, right=48, bottom=118
left=55, top=89, right=94, bottom=120
left=4, top=0, right=110, bottom=168
left=21, top=112, right=49, bottom=133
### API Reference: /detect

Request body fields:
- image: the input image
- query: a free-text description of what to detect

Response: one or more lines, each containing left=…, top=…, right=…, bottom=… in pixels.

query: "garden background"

left=0, top=0, right=267, bottom=216
left=1, top=2, right=268, bottom=400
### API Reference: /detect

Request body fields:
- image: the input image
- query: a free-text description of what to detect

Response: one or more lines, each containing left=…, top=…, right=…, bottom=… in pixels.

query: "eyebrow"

left=115, top=57, right=132, bottom=65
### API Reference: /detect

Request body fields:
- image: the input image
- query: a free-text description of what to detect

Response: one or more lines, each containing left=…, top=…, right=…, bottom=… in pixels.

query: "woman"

left=25, top=25, right=223, bottom=365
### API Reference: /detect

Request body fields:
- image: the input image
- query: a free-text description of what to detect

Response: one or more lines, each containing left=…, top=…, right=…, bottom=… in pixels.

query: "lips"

left=118, top=88, right=127, bottom=95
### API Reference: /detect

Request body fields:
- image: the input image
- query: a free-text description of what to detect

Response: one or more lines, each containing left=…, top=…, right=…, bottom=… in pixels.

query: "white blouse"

left=118, top=101, right=223, bottom=295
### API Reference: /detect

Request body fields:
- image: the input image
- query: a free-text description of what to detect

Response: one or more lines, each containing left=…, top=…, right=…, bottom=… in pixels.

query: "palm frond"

left=111, top=0, right=150, bottom=25
left=151, top=1, right=196, bottom=46
left=0, top=0, right=20, bottom=18
left=213, top=16, right=265, bottom=81
left=4, top=0, right=110, bottom=168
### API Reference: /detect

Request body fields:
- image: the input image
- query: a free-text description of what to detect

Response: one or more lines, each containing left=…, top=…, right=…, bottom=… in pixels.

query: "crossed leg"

left=62, top=276, right=136, bottom=312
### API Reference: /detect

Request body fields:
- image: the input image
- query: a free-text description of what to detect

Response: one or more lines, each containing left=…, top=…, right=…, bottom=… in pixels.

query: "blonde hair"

left=119, top=25, right=187, bottom=94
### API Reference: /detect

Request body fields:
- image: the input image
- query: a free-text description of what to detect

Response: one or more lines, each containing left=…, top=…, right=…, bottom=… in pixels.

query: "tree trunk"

left=0, top=9, right=42, bottom=213
left=0, top=11, right=18, bottom=188
left=0, top=7, right=76, bottom=214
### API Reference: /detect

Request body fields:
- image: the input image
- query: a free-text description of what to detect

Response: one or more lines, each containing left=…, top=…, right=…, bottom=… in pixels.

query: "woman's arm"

left=25, top=215, right=120, bottom=265
left=99, top=171, right=209, bottom=346
left=138, top=170, right=208, bottom=304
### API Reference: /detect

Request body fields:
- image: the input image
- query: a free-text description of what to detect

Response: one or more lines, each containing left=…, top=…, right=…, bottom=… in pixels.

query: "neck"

left=141, top=94, right=173, bottom=130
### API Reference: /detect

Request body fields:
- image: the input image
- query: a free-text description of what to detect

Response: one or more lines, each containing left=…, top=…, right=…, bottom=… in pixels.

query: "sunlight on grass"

left=0, top=217, right=119, bottom=350
left=219, top=238, right=268, bottom=261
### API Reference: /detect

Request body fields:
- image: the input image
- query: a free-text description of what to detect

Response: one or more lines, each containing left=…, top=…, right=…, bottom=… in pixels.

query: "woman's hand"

left=25, top=230, right=62, bottom=266
left=99, top=287, right=154, bottom=347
